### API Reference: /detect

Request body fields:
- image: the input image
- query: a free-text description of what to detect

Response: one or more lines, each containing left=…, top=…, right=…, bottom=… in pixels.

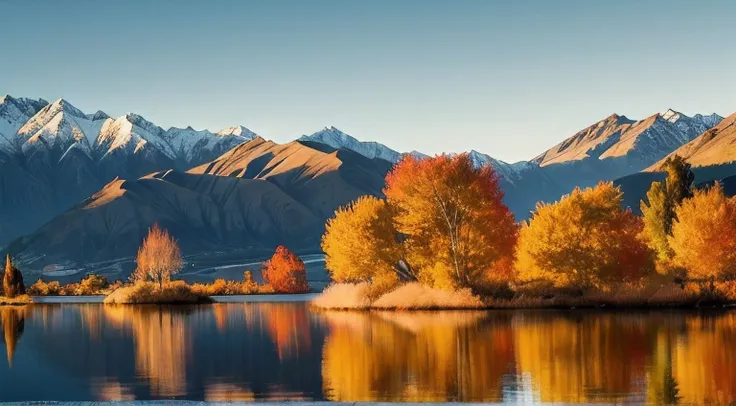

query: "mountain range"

left=1, top=94, right=734, bottom=279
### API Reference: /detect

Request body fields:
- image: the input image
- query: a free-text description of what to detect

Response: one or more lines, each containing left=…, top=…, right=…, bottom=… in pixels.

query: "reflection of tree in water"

left=243, top=303, right=313, bottom=361
left=321, top=311, right=515, bottom=402
left=674, top=312, right=736, bottom=405
left=514, top=312, right=659, bottom=403
left=1, top=306, right=26, bottom=367
left=103, top=306, right=193, bottom=397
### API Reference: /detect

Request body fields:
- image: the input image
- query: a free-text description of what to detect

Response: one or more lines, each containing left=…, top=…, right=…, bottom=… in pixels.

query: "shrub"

left=59, top=283, right=80, bottom=296
left=104, top=281, right=211, bottom=304
left=262, top=246, right=309, bottom=293
left=28, top=279, right=62, bottom=296
left=79, top=274, right=110, bottom=294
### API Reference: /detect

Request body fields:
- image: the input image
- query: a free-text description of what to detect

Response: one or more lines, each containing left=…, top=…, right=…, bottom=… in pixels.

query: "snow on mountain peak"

left=216, top=125, right=257, bottom=139
left=300, top=126, right=402, bottom=162
left=45, top=98, right=87, bottom=119
left=661, top=109, right=684, bottom=123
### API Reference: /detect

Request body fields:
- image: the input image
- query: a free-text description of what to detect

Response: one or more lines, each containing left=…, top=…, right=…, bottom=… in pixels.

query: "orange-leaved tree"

left=670, top=182, right=736, bottom=282
left=262, top=246, right=310, bottom=293
left=132, top=224, right=183, bottom=289
left=516, top=182, right=653, bottom=289
left=322, top=195, right=406, bottom=287
left=384, top=154, right=518, bottom=290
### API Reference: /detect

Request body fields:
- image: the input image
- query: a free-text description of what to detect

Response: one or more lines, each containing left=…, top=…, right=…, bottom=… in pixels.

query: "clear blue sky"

left=1, top=0, right=734, bottom=162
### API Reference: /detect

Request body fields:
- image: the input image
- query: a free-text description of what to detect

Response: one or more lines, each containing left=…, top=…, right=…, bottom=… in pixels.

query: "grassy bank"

left=312, top=280, right=736, bottom=311
left=103, top=281, right=213, bottom=304
left=0, top=295, right=32, bottom=306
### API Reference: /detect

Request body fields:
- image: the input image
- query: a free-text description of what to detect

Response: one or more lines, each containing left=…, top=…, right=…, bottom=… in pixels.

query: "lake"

left=0, top=303, right=734, bottom=403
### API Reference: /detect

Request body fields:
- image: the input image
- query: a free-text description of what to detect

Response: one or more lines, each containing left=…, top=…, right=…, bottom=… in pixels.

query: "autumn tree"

left=640, top=155, right=695, bottom=263
left=669, top=182, right=736, bottom=282
left=384, top=154, right=518, bottom=290
left=262, top=246, right=310, bottom=293
left=516, top=182, right=653, bottom=289
left=322, top=195, right=407, bottom=288
left=3, top=255, right=25, bottom=298
left=132, top=224, right=183, bottom=289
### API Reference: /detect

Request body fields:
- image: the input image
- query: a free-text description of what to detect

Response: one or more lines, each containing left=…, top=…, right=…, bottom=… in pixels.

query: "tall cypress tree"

left=3, top=255, right=25, bottom=298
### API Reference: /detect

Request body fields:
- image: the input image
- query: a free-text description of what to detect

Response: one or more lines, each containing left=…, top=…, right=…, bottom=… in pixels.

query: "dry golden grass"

left=312, top=282, right=483, bottom=310
left=0, top=295, right=32, bottom=305
left=311, top=282, right=373, bottom=310
left=190, top=278, right=263, bottom=296
left=313, top=277, right=736, bottom=311
left=104, top=281, right=211, bottom=304
left=372, top=283, right=484, bottom=310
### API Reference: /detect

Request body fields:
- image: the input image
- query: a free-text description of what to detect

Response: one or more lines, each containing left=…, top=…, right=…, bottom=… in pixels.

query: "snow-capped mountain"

left=0, top=95, right=259, bottom=247
left=0, top=95, right=48, bottom=150
left=534, top=110, right=723, bottom=167
left=299, top=126, right=531, bottom=182
left=1, top=96, right=259, bottom=164
left=299, top=126, right=403, bottom=162
left=467, top=150, right=536, bottom=183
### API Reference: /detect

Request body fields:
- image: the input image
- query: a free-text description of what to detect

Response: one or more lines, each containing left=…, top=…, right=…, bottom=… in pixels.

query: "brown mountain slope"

left=5, top=138, right=392, bottom=274
left=646, top=112, right=736, bottom=170
left=190, top=137, right=393, bottom=218
left=534, top=114, right=637, bottom=165
left=8, top=172, right=322, bottom=267
left=534, top=110, right=720, bottom=167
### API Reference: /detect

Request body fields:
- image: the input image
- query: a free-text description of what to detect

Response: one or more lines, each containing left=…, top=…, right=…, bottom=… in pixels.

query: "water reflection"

left=321, top=311, right=513, bottom=402
left=1, top=307, right=26, bottom=367
left=0, top=304, right=735, bottom=403
left=103, top=306, right=190, bottom=397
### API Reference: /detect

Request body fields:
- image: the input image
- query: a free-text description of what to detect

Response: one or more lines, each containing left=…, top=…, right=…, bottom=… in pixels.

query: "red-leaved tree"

left=262, top=246, right=310, bottom=293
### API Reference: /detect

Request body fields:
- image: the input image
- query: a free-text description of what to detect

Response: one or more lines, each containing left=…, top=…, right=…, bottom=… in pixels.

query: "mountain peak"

left=216, top=125, right=257, bottom=139
left=661, top=108, right=685, bottom=123
left=88, top=110, right=109, bottom=121
left=46, top=97, right=87, bottom=118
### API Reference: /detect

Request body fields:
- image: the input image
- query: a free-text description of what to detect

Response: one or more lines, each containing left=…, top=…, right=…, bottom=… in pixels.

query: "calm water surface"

left=0, top=303, right=735, bottom=404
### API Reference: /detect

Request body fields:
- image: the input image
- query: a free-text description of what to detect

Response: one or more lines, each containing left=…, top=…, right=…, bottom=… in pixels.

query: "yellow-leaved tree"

left=132, top=224, right=184, bottom=289
left=383, top=154, right=518, bottom=290
left=516, top=182, right=653, bottom=289
left=322, top=195, right=405, bottom=290
left=670, top=182, right=736, bottom=282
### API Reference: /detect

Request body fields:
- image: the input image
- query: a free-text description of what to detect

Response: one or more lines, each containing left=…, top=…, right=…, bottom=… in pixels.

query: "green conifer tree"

left=640, top=156, right=695, bottom=264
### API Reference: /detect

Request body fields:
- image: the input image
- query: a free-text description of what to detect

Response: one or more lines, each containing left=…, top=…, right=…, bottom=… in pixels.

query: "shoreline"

left=0, top=403, right=496, bottom=406
left=28, top=293, right=319, bottom=305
